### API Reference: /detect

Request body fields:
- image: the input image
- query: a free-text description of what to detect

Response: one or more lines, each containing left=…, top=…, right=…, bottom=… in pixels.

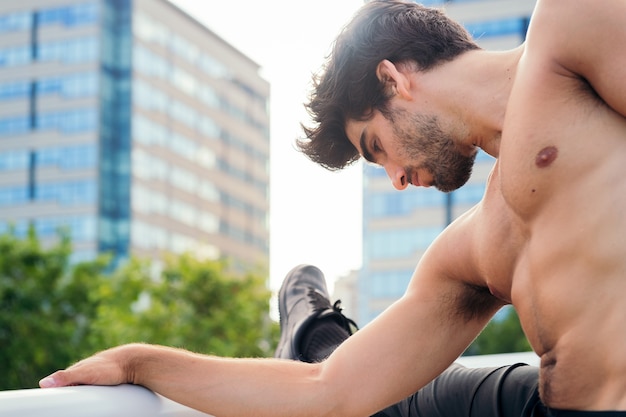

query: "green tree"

left=0, top=228, right=109, bottom=389
left=464, top=306, right=531, bottom=356
left=1, top=230, right=278, bottom=390
left=89, top=255, right=278, bottom=358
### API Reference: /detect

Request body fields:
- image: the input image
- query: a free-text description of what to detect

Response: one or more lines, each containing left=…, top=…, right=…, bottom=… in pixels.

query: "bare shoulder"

left=528, top=0, right=626, bottom=116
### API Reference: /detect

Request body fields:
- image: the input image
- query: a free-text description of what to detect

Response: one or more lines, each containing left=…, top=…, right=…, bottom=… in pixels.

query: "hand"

left=39, top=344, right=135, bottom=388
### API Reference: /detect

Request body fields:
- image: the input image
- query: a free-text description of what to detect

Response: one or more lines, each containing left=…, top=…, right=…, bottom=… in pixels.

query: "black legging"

left=372, top=362, right=545, bottom=417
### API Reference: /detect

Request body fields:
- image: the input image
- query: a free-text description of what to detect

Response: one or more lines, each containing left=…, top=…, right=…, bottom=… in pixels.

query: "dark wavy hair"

left=298, top=0, right=480, bottom=170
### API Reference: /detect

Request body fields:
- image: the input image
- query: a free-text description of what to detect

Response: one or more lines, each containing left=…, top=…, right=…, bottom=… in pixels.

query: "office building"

left=353, top=0, right=536, bottom=325
left=0, top=0, right=270, bottom=269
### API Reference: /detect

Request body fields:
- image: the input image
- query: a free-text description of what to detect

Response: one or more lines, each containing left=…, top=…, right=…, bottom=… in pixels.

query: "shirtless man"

left=39, top=0, right=626, bottom=415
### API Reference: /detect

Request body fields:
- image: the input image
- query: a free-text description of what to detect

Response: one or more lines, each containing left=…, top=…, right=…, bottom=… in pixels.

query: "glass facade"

left=128, top=5, right=269, bottom=264
left=0, top=1, right=102, bottom=256
left=98, top=0, right=132, bottom=264
left=0, top=0, right=270, bottom=270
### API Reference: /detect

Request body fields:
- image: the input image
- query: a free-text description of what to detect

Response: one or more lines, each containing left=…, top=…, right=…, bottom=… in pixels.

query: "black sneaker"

left=275, top=264, right=358, bottom=361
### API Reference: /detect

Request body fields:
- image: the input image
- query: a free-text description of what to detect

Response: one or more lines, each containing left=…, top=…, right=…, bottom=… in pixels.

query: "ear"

left=375, top=60, right=412, bottom=100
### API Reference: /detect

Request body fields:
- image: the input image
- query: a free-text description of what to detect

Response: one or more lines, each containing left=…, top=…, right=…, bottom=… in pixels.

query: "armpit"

left=449, top=283, right=501, bottom=323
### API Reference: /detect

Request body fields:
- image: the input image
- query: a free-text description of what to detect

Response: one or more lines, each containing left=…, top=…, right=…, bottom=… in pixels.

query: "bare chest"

left=498, top=58, right=626, bottom=221
left=484, top=63, right=626, bottom=408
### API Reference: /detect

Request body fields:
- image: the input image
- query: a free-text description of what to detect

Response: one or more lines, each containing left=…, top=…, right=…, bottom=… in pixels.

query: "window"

left=38, top=73, right=98, bottom=97
left=0, top=11, right=31, bottom=33
left=366, top=188, right=445, bottom=218
left=0, top=81, right=29, bottom=100
left=35, top=180, right=96, bottom=205
left=170, top=99, right=197, bottom=128
left=452, top=184, right=485, bottom=205
left=39, top=38, right=98, bottom=63
left=35, top=215, right=96, bottom=241
left=36, top=109, right=97, bottom=133
left=0, top=150, right=28, bottom=171
left=367, top=226, right=442, bottom=259
left=171, top=34, right=198, bottom=63
left=0, top=116, right=29, bottom=136
left=38, top=145, right=97, bottom=170
left=0, top=186, right=28, bottom=206
left=133, top=79, right=169, bottom=113
left=369, top=269, right=413, bottom=298
left=39, top=2, right=99, bottom=27
left=0, top=45, right=30, bottom=67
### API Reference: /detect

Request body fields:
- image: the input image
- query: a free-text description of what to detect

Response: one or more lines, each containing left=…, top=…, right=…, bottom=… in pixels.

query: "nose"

left=386, top=164, right=409, bottom=190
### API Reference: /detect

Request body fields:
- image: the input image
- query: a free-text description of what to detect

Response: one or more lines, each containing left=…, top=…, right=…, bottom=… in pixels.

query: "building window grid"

left=0, top=3, right=269, bottom=262
left=132, top=24, right=268, bottom=138
left=132, top=68, right=267, bottom=170
left=366, top=226, right=442, bottom=260
left=369, top=269, right=414, bottom=298
left=132, top=99, right=266, bottom=197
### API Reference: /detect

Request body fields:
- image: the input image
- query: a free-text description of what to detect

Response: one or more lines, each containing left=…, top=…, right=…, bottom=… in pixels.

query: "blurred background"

left=0, top=0, right=535, bottom=389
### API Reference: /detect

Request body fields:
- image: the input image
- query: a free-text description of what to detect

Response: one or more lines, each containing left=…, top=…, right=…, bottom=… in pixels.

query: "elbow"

left=311, top=361, right=368, bottom=417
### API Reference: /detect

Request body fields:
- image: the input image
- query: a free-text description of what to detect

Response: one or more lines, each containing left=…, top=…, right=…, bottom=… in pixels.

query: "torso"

left=472, top=20, right=626, bottom=412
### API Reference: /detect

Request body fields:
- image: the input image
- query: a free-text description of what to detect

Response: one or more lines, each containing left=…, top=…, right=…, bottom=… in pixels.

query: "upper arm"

left=530, top=0, right=626, bottom=117
left=404, top=208, right=504, bottom=327
left=318, top=211, right=502, bottom=416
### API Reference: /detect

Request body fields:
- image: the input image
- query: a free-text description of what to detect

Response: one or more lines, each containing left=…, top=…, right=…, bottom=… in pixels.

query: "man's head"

left=298, top=0, right=479, bottom=178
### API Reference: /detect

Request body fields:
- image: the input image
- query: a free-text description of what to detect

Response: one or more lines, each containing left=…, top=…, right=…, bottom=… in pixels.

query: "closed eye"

left=372, top=138, right=382, bottom=153
left=360, top=131, right=376, bottom=164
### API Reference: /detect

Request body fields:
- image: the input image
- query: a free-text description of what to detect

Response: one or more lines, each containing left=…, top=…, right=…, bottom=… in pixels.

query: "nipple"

left=535, top=146, right=558, bottom=168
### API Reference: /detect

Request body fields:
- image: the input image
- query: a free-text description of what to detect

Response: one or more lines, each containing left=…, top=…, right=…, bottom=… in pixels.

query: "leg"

left=275, top=264, right=357, bottom=362
left=376, top=362, right=544, bottom=417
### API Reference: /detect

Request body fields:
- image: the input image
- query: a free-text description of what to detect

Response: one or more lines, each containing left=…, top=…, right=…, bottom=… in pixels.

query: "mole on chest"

left=535, top=146, right=558, bottom=168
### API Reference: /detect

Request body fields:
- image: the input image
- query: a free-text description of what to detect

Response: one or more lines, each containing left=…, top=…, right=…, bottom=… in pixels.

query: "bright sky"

left=169, top=0, right=365, bottom=292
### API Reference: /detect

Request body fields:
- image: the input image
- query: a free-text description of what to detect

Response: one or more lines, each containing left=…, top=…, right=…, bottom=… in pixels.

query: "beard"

left=389, top=110, right=476, bottom=192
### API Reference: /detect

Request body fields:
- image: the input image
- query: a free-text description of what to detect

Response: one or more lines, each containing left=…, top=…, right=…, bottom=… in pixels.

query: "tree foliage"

left=88, top=255, right=279, bottom=358
left=0, top=231, right=278, bottom=390
left=464, top=306, right=531, bottom=356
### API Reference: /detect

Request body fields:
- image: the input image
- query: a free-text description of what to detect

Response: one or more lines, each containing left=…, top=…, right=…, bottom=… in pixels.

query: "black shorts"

left=373, top=363, right=626, bottom=417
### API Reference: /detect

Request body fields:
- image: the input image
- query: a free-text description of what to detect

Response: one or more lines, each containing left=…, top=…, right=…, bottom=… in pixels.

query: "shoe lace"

left=307, top=287, right=359, bottom=334
left=307, top=287, right=332, bottom=312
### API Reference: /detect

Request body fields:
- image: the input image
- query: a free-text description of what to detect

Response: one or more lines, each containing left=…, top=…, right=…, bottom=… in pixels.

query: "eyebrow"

left=359, top=130, right=376, bottom=163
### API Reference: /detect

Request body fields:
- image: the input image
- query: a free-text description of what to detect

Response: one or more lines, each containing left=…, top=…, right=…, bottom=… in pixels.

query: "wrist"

left=109, top=343, right=149, bottom=385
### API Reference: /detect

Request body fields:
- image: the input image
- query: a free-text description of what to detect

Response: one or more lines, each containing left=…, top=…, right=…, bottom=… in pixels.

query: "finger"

left=39, top=371, right=67, bottom=388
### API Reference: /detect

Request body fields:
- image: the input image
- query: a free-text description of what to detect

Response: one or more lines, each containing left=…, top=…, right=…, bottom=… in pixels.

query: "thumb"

left=39, top=371, right=70, bottom=388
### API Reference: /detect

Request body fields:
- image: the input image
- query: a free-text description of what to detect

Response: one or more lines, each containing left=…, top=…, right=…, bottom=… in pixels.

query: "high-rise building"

left=353, top=0, right=536, bottom=325
left=0, top=0, right=270, bottom=270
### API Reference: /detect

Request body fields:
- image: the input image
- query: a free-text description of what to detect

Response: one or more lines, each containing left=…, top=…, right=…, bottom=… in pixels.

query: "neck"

left=446, top=46, right=524, bottom=157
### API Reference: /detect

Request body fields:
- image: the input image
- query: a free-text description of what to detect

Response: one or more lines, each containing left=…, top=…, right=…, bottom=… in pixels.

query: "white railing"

left=0, top=384, right=213, bottom=417
left=455, top=350, right=540, bottom=368
left=0, top=352, right=539, bottom=416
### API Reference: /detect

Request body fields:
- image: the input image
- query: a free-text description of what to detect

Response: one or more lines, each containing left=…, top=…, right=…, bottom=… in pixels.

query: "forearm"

left=118, top=344, right=332, bottom=417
